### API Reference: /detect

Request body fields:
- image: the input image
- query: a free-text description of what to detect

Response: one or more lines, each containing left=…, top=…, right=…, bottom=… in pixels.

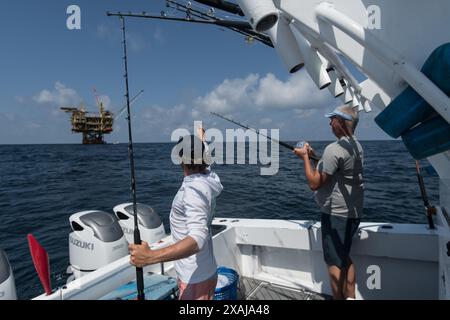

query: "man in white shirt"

left=129, top=135, right=223, bottom=300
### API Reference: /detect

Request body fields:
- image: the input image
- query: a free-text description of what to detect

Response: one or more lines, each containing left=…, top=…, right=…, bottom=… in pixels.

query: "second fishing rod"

left=211, top=112, right=321, bottom=162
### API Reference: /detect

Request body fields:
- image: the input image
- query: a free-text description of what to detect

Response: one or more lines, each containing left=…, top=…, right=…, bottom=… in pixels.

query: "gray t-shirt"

left=314, top=136, right=364, bottom=218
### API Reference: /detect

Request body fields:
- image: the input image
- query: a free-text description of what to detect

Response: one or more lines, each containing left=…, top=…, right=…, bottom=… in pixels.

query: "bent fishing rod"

left=120, top=16, right=145, bottom=300
left=211, top=112, right=321, bottom=162
left=415, top=161, right=436, bottom=229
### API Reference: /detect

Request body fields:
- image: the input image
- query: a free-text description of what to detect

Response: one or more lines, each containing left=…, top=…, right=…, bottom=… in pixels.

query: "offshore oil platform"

left=61, top=90, right=114, bottom=145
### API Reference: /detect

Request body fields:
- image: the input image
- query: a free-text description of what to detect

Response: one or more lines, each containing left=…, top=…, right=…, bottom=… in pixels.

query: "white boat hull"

left=34, top=206, right=450, bottom=300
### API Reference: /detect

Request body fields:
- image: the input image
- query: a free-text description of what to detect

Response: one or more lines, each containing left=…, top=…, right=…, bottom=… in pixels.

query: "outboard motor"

left=113, top=203, right=166, bottom=245
left=0, top=249, right=17, bottom=300
left=68, top=211, right=128, bottom=280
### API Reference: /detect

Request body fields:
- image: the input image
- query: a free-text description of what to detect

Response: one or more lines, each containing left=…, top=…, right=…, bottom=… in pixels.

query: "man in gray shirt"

left=294, top=104, right=363, bottom=300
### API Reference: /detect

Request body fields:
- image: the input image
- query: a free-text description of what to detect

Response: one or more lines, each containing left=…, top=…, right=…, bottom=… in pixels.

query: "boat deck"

left=238, top=277, right=329, bottom=301
left=100, top=272, right=329, bottom=300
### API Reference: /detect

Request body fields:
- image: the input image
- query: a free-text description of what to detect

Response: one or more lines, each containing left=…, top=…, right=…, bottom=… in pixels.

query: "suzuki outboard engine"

left=68, top=211, right=128, bottom=280
left=114, top=203, right=166, bottom=245
left=0, top=249, right=17, bottom=300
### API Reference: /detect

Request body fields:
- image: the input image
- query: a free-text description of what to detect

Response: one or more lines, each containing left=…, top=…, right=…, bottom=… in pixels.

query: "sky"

left=0, top=0, right=392, bottom=144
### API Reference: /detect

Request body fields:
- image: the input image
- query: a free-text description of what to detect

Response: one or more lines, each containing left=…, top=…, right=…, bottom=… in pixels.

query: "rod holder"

left=238, top=0, right=279, bottom=32
left=267, top=16, right=304, bottom=73
left=289, top=25, right=331, bottom=90
left=339, top=79, right=354, bottom=104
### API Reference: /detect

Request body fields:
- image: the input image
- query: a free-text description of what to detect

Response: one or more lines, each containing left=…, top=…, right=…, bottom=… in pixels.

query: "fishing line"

left=211, top=112, right=321, bottom=162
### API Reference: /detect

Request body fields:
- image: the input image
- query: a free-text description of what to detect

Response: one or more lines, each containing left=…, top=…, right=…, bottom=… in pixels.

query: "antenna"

left=93, top=87, right=104, bottom=113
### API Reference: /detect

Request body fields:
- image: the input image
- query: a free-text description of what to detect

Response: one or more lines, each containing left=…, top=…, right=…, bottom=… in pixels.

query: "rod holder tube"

left=289, top=24, right=331, bottom=90
left=267, top=16, right=304, bottom=73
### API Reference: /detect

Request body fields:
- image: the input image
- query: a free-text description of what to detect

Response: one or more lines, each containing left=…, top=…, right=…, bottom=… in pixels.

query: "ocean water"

left=0, top=141, right=439, bottom=299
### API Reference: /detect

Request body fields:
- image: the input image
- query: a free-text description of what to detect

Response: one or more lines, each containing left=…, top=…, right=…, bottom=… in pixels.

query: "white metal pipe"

left=327, top=68, right=345, bottom=98
left=317, top=52, right=344, bottom=97
left=339, top=79, right=354, bottom=104
left=349, top=87, right=362, bottom=111
left=238, top=0, right=279, bottom=32
left=289, top=24, right=331, bottom=90
left=361, top=97, right=373, bottom=113
left=315, top=2, right=450, bottom=124
left=267, top=16, right=304, bottom=73
left=288, top=20, right=363, bottom=93
left=319, top=42, right=362, bottom=93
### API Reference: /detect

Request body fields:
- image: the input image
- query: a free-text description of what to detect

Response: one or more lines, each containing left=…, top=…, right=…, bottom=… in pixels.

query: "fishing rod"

left=193, top=0, right=245, bottom=16
left=119, top=16, right=145, bottom=300
left=211, top=112, right=321, bottom=162
left=108, top=11, right=247, bottom=27
left=415, top=161, right=436, bottom=229
left=164, top=0, right=273, bottom=46
left=106, top=7, right=273, bottom=48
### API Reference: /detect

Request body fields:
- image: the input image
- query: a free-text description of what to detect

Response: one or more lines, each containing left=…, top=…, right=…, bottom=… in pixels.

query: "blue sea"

left=0, top=141, right=439, bottom=299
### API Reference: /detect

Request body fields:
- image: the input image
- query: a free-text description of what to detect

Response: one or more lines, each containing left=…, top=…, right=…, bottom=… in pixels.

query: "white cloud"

left=133, top=104, right=192, bottom=138
left=33, top=82, right=81, bottom=106
left=193, top=74, right=259, bottom=113
left=193, top=72, right=333, bottom=116
left=120, top=72, right=390, bottom=142
left=127, top=72, right=344, bottom=141
left=254, top=72, right=328, bottom=109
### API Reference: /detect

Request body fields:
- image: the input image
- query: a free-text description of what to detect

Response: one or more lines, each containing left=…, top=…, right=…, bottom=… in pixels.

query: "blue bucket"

left=214, top=267, right=239, bottom=300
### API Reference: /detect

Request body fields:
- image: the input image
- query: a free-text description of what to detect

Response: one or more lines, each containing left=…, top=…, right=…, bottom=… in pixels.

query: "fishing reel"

left=295, top=141, right=320, bottom=161
left=295, top=141, right=308, bottom=149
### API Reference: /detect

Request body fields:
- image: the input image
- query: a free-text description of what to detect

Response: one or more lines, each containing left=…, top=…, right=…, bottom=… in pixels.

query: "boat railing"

left=314, top=2, right=450, bottom=125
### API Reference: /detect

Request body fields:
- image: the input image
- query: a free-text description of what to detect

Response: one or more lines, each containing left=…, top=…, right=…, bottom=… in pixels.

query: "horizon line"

left=0, top=139, right=399, bottom=146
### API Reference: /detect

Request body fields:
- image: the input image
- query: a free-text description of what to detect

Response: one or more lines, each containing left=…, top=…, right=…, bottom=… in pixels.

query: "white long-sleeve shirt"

left=169, top=171, right=223, bottom=284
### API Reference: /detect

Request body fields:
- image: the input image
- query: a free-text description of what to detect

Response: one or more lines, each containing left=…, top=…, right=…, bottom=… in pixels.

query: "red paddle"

left=27, top=234, right=52, bottom=295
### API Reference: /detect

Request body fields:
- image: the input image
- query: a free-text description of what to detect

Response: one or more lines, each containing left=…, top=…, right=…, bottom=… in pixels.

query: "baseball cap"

left=325, top=107, right=353, bottom=121
left=177, top=135, right=212, bottom=165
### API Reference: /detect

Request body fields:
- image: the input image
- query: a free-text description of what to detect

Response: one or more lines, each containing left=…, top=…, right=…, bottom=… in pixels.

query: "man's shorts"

left=321, top=213, right=360, bottom=269
left=177, top=274, right=218, bottom=300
